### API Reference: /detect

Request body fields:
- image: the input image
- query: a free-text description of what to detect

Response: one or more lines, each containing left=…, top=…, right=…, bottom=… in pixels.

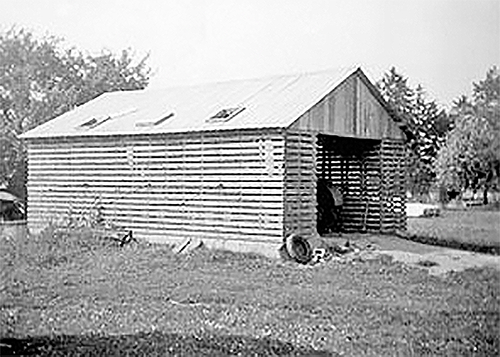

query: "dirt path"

left=328, top=233, right=500, bottom=275
left=375, top=248, right=500, bottom=275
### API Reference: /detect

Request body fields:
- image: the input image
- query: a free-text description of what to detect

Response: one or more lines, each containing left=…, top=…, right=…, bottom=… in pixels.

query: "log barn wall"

left=283, top=130, right=317, bottom=239
left=379, top=139, right=407, bottom=231
left=26, top=129, right=287, bottom=249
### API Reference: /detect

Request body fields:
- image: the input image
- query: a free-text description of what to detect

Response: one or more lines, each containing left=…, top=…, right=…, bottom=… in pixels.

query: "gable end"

left=290, top=69, right=405, bottom=140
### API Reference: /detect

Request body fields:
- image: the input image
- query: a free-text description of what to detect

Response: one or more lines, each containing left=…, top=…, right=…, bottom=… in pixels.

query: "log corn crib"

left=30, top=132, right=405, bottom=245
left=67, top=143, right=402, bottom=234
left=47, top=132, right=274, bottom=244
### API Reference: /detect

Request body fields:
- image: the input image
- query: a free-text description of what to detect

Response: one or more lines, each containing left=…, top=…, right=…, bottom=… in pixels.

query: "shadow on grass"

left=0, top=331, right=335, bottom=356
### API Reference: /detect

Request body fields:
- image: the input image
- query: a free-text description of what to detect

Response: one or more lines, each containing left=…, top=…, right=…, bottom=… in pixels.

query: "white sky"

left=1, top=0, right=499, bottom=107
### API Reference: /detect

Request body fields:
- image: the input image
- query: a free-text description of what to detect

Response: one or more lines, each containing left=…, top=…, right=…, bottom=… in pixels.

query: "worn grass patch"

left=406, top=210, right=500, bottom=254
left=1, top=227, right=499, bottom=355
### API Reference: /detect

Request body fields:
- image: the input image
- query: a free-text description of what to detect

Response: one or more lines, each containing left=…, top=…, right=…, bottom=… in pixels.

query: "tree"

left=377, top=67, right=452, bottom=198
left=377, top=67, right=415, bottom=119
left=436, top=66, right=500, bottom=204
left=0, top=28, right=151, bottom=199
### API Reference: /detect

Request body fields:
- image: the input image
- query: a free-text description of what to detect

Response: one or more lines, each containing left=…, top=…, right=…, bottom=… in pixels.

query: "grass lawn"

left=1, top=228, right=499, bottom=356
left=406, top=209, right=500, bottom=254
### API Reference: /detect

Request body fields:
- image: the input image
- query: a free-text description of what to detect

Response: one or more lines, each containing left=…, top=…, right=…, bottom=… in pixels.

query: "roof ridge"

left=146, top=66, right=359, bottom=92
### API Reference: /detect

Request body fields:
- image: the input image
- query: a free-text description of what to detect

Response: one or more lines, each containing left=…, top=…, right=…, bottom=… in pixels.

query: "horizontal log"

left=27, top=187, right=285, bottom=198
left=27, top=201, right=284, bottom=212
left=26, top=216, right=284, bottom=238
left=28, top=153, right=286, bottom=166
left=28, top=166, right=287, bottom=177
left=27, top=174, right=285, bottom=184
left=104, top=217, right=284, bottom=231
left=28, top=135, right=285, bottom=151
left=131, top=229, right=283, bottom=243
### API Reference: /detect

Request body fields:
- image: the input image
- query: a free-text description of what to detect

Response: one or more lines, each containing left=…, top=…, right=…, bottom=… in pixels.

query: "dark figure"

left=317, top=179, right=343, bottom=235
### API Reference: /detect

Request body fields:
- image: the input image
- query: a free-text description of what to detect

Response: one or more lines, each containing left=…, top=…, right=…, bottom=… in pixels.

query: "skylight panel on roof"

left=78, top=115, right=111, bottom=129
left=77, top=108, right=137, bottom=130
left=135, top=112, right=174, bottom=128
left=206, top=106, right=245, bottom=123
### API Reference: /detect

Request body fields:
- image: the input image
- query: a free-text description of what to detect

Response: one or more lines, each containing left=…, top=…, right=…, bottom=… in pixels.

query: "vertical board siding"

left=26, top=129, right=286, bottom=243
left=283, top=130, right=317, bottom=239
left=356, top=77, right=403, bottom=140
left=291, top=72, right=404, bottom=140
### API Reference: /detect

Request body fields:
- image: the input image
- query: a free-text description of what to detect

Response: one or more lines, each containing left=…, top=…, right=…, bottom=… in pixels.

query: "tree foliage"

left=377, top=67, right=452, bottom=197
left=436, top=66, right=500, bottom=203
left=0, top=28, right=151, bottom=198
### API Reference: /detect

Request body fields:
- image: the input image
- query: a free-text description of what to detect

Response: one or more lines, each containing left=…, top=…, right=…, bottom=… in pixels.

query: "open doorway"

left=316, top=134, right=381, bottom=235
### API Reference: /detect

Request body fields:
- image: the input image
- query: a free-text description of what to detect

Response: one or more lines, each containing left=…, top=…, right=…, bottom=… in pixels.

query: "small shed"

left=21, top=67, right=407, bottom=256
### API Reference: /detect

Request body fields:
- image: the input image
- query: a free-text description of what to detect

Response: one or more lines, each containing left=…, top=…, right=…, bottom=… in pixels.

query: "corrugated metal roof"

left=21, top=67, right=359, bottom=139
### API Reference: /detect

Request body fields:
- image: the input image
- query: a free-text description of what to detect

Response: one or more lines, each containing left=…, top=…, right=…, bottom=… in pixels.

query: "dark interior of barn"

left=316, top=134, right=382, bottom=235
